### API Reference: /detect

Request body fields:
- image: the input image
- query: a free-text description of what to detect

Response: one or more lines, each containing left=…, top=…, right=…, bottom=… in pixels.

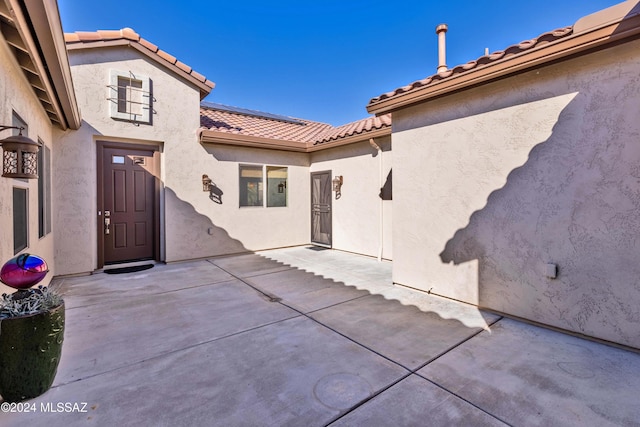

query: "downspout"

left=369, top=138, right=383, bottom=262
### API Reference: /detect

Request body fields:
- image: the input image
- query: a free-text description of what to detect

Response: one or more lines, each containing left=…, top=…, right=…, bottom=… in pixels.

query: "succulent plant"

left=0, top=285, right=63, bottom=319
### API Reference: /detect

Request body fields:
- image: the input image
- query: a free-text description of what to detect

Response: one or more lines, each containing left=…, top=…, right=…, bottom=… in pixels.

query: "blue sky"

left=59, top=0, right=620, bottom=126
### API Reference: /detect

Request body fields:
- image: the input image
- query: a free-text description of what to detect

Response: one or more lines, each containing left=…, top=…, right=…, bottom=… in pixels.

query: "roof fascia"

left=199, top=130, right=308, bottom=152
left=66, top=39, right=213, bottom=99
left=200, top=127, right=391, bottom=153
left=7, top=0, right=81, bottom=130
left=367, top=10, right=640, bottom=115
left=307, top=127, right=391, bottom=152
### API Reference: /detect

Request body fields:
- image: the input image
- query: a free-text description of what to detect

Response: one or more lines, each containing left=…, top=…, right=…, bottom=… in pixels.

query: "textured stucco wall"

left=310, top=137, right=392, bottom=259
left=0, top=33, right=56, bottom=294
left=55, top=45, right=396, bottom=274
left=170, top=144, right=311, bottom=262
left=392, top=39, right=640, bottom=348
left=58, top=47, right=313, bottom=271
left=55, top=47, right=202, bottom=274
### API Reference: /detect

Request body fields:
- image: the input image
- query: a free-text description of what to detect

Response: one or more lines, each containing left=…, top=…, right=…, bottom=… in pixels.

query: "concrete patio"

left=1, top=246, right=639, bottom=426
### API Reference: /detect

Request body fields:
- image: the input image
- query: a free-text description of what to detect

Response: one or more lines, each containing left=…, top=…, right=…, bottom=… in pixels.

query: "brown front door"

left=311, top=171, right=332, bottom=246
left=99, top=144, right=158, bottom=265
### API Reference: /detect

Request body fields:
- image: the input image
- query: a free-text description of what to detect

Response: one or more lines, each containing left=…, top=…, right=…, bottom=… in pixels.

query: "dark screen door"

left=311, top=171, right=332, bottom=246
left=103, top=147, right=155, bottom=264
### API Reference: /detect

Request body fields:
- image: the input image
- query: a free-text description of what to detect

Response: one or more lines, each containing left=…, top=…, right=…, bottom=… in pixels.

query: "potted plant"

left=0, top=254, right=64, bottom=403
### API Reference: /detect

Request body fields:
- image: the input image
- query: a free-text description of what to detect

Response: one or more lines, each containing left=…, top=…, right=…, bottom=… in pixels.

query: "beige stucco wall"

left=54, top=47, right=203, bottom=274
left=0, top=33, right=56, bottom=294
left=56, top=46, right=313, bottom=273
left=183, top=144, right=311, bottom=261
left=392, top=39, right=640, bottom=348
left=310, top=137, right=392, bottom=259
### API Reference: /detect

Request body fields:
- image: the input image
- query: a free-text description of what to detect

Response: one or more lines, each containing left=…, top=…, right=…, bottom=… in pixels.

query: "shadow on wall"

left=379, top=169, right=392, bottom=200
left=310, top=138, right=391, bottom=163
left=438, top=91, right=640, bottom=347
left=208, top=184, right=223, bottom=204
left=202, top=144, right=310, bottom=167
left=165, top=187, right=247, bottom=261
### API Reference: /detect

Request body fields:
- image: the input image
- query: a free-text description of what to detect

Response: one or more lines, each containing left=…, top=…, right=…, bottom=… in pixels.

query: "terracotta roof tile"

left=73, top=31, right=102, bottom=41
left=368, top=26, right=573, bottom=107
left=156, top=49, right=177, bottom=64
left=313, top=114, right=392, bottom=144
left=190, top=70, right=208, bottom=84
left=200, top=102, right=391, bottom=146
left=120, top=27, right=139, bottom=41
left=175, top=61, right=192, bottom=74
left=64, top=28, right=214, bottom=94
left=138, top=38, right=158, bottom=52
left=64, top=33, right=80, bottom=43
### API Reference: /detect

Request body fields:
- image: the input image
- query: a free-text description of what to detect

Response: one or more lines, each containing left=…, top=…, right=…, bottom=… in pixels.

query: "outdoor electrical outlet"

left=545, top=263, right=557, bottom=279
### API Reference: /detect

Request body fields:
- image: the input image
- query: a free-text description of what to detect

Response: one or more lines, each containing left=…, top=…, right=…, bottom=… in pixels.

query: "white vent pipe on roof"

left=436, top=24, right=448, bottom=73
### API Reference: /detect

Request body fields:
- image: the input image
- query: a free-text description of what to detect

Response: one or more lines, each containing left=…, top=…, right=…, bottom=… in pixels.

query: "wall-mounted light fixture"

left=202, top=174, right=212, bottom=192
left=277, top=181, right=286, bottom=193
left=332, top=175, right=343, bottom=199
left=0, top=126, right=41, bottom=179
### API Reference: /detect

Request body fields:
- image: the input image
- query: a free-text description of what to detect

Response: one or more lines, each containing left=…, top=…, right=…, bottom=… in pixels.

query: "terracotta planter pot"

left=0, top=302, right=65, bottom=402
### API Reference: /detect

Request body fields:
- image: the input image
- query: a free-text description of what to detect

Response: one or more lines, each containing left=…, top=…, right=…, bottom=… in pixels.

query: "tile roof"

left=312, top=114, right=392, bottom=145
left=368, top=26, right=573, bottom=109
left=64, top=28, right=214, bottom=97
left=200, top=102, right=391, bottom=146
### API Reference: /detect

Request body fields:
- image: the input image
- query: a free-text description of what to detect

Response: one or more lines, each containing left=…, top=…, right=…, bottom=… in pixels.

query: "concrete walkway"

left=1, top=246, right=639, bottom=426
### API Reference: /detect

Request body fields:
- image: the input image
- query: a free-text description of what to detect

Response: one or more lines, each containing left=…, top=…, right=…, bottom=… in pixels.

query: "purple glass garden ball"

left=0, top=254, right=49, bottom=289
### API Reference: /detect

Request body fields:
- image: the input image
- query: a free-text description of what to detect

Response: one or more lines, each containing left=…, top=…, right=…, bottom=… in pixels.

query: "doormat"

left=307, top=246, right=329, bottom=251
left=104, top=264, right=154, bottom=275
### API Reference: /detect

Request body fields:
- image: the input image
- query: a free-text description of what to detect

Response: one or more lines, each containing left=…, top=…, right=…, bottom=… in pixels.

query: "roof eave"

left=200, top=126, right=392, bottom=153
left=307, top=127, right=391, bottom=152
left=199, top=130, right=308, bottom=152
left=66, top=39, right=214, bottom=100
left=5, top=0, right=81, bottom=130
left=367, top=7, right=640, bottom=115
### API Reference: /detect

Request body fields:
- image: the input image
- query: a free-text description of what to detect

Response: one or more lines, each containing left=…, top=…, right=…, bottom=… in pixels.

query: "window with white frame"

left=108, top=70, right=151, bottom=124
left=239, top=165, right=288, bottom=208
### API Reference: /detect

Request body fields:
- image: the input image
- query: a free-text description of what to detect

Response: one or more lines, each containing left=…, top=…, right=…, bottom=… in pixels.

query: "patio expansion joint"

left=67, top=285, right=234, bottom=312
left=414, top=314, right=504, bottom=372
left=210, top=262, right=411, bottom=368
left=50, top=312, right=303, bottom=390
left=60, top=275, right=240, bottom=311
left=323, top=371, right=415, bottom=426
left=198, top=258, right=509, bottom=425
left=413, top=316, right=510, bottom=426
left=327, top=315, right=508, bottom=426
left=206, top=258, right=297, bottom=280
left=212, top=258, right=498, bottom=376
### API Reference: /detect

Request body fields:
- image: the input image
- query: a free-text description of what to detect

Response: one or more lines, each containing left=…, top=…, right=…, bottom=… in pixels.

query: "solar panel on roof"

left=201, top=102, right=306, bottom=125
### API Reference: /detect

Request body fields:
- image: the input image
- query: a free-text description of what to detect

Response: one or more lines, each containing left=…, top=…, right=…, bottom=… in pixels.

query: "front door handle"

left=105, top=217, right=110, bottom=235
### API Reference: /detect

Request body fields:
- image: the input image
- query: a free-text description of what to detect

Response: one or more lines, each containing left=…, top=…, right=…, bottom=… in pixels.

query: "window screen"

left=267, top=166, right=287, bottom=207
left=239, top=165, right=263, bottom=207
